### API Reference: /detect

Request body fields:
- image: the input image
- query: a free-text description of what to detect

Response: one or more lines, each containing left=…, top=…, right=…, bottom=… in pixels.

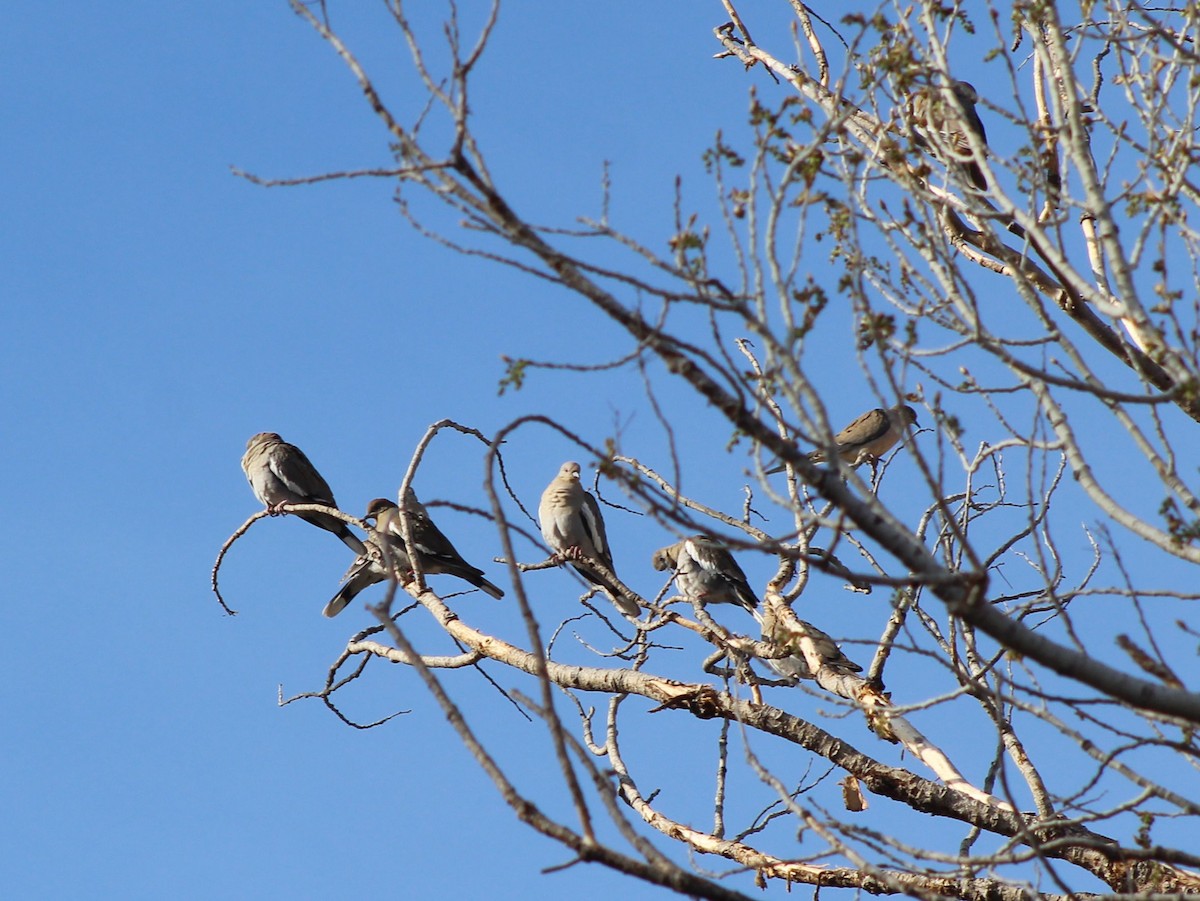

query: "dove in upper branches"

left=651, top=535, right=760, bottom=615
left=809, top=404, right=919, bottom=468
left=323, top=497, right=413, bottom=618
left=907, top=80, right=989, bottom=190
left=242, top=431, right=366, bottom=556
left=538, top=461, right=638, bottom=617
left=767, top=404, right=919, bottom=475
left=399, top=488, right=504, bottom=599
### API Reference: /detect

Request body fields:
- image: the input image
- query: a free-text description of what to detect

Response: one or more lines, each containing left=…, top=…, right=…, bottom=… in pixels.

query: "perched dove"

left=766, top=404, right=918, bottom=475
left=538, top=461, right=638, bottom=616
left=399, top=488, right=504, bottom=599
left=759, top=595, right=863, bottom=680
left=653, top=536, right=862, bottom=681
left=323, top=497, right=413, bottom=618
left=242, top=431, right=366, bottom=556
left=908, top=80, right=989, bottom=190
left=809, top=404, right=919, bottom=467
left=651, top=535, right=759, bottom=615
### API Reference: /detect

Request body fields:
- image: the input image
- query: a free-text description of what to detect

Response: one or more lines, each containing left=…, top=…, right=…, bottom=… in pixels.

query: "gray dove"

left=653, top=535, right=862, bottom=681
left=242, top=431, right=366, bottom=556
left=908, top=80, right=989, bottom=190
left=323, top=497, right=413, bottom=618
left=651, top=535, right=759, bottom=615
left=399, top=488, right=504, bottom=599
left=539, top=461, right=638, bottom=616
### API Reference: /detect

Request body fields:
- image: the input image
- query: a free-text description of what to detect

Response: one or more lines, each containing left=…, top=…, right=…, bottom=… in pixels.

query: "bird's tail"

left=572, top=563, right=639, bottom=616
left=335, top=527, right=368, bottom=557
left=294, top=508, right=368, bottom=557
left=323, top=581, right=359, bottom=618
left=472, top=575, right=505, bottom=600
left=605, top=589, right=641, bottom=617
left=767, top=448, right=826, bottom=473
left=959, top=160, right=987, bottom=191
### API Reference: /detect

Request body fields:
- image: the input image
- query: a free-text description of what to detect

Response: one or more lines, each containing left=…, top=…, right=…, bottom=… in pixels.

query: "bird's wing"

left=796, top=619, right=863, bottom=673
left=579, top=491, right=613, bottom=570
left=958, top=97, right=987, bottom=144
left=267, top=443, right=336, bottom=505
left=835, top=408, right=891, bottom=449
left=407, top=507, right=460, bottom=564
left=951, top=82, right=987, bottom=143
left=686, top=536, right=759, bottom=612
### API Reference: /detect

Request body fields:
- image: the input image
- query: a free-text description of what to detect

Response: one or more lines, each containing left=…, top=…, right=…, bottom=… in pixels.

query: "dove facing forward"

left=242, top=432, right=366, bottom=556
left=399, top=488, right=504, bottom=599
left=907, top=80, right=989, bottom=190
left=323, top=497, right=413, bottom=618
left=539, top=461, right=638, bottom=617
left=651, top=535, right=759, bottom=615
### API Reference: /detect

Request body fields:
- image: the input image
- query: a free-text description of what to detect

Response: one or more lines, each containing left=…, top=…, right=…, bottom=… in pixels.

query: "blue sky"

left=5, top=2, right=1194, bottom=898
left=2, top=5, right=785, bottom=898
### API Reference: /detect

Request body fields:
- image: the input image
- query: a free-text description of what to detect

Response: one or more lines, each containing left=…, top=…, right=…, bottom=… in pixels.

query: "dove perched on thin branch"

left=907, top=80, right=989, bottom=190
left=242, top=431, right=366, bottom=556
left=323, top=497, right=413, bottom=618
left=769, top=404, right=918, bottom=476
left=399, top=488, right=504, bottom=599
left=758, top=593, right=863, bottom=681
left=651, top=535, right=759, bottom=615
left=652, top=535, right=862, bottom=681
left=809, top=404, right=919, bottom=467
left=539, top=461, right=638, bottom=617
